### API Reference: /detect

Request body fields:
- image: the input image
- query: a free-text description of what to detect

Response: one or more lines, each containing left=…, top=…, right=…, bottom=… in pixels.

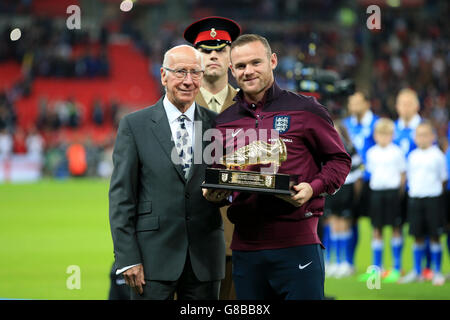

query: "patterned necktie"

left=175, top=115, right=193, bottom=178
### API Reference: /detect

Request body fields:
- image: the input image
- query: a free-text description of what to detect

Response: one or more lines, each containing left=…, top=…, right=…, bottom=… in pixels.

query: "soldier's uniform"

left=184, top=16, right=241, bottom=300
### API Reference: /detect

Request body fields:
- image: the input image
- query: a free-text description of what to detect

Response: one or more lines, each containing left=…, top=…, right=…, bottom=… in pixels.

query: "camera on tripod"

left=291, top=63, right=355, bottom=99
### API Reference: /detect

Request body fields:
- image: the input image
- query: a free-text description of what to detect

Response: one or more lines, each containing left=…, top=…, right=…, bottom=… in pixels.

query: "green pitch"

left=0, top=179, right=449, bottom=300
left=0, top=178, right=113, bottom=300
left=325, top=220, right=450, bottom=300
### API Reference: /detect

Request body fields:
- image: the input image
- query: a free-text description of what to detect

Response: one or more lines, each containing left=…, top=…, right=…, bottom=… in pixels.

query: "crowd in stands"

left=368, top=5, right=449, bottom=139
left=1, top=16, right=110, bottom=78
left=42, top=135, right=115, bottom=180
left=35, top=96, right=123, bottom=132
left=0, top=91, right=125, bottom=179
left=0, top=89, right=17, bottom=133
left=0, top=8, right=121, bottom=179
left=0, top=0, right=450, bottom=175
left=0, top=1, right=448, bottom=177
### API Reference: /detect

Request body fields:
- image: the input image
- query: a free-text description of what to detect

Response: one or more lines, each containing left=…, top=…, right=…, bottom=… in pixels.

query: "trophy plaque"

left=202, top=138, right=294, bottom=195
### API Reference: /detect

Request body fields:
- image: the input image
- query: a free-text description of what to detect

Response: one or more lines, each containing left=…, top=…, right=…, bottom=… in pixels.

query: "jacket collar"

left=163, top=95, right=196, bottom=123
left=150, top=96, right=209, bottom=124
left=234, top=80, right=282, bottom=111
left=149, top=97, right=211, bottom=183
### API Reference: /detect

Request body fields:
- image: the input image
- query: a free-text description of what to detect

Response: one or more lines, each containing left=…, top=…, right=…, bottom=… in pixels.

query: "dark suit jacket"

left=109, top=98, right=225, bottom=282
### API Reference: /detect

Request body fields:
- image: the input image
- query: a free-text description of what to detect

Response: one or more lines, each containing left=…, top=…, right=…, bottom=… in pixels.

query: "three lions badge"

left=273, top=116, right=290, bottom=134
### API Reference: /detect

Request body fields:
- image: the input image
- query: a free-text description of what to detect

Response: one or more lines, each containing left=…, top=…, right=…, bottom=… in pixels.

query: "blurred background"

left=0, top=0, right=448, bottom=300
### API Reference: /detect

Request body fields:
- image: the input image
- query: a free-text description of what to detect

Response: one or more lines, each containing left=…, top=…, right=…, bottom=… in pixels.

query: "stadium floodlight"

left=120, top=0, right=134, bottom=12
left=10, top=28, right=21, bottom=41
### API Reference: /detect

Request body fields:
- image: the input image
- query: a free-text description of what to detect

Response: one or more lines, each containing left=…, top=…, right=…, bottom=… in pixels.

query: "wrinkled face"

left=414, top=124, right=434, bottom=149
left=396, top=92, right=419, bottom=121
left=161, top=47, right=203, bottom=110
left=348, top=92, right=369, bottom=117
left=198, top=45, right=231, bottom=80
left=230, top=40, right=277, bottom=100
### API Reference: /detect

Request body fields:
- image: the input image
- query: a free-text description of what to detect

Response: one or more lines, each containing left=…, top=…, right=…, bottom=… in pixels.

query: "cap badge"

left=210, top=28, right=217, bottom=38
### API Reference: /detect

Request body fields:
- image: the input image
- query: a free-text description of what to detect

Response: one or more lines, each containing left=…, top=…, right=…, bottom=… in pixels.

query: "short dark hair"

left=230, top=34, right=272, bottom=59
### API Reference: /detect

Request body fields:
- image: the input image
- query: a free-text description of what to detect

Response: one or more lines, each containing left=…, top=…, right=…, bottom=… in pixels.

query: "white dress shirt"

left=366, top=143, right=406, bottom=190
left=163, top=95, right=196, bottom=147
left=407, top=145, right=448, bottom=198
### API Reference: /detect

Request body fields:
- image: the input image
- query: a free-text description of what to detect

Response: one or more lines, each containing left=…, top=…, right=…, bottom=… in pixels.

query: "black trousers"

left=130, top=252, right=220, bottom=300
left=232, top=244, right=325, bottom=300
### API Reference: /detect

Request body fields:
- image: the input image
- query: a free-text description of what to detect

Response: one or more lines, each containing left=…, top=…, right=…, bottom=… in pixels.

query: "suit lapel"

left=220, top=84, right=238, bottom=112
left=149, top=99, right=186, bottom=182
left=195, top=92, right=209, bottom=109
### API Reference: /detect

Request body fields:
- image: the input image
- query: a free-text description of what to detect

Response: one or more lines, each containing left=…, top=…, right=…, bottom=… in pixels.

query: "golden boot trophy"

left=203, top=138, right=293, bottom=195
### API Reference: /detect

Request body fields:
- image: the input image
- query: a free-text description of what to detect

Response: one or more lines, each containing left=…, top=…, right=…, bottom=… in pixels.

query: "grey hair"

left=162, top=44, right=204, bottom=71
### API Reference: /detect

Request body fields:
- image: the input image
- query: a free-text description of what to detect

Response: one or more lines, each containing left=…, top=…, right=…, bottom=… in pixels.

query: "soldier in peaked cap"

left=184, top=16, right=241, bottom=114
left=184, top=16, right=241, bottom=300
left=184, top=16, right=240, bottom=51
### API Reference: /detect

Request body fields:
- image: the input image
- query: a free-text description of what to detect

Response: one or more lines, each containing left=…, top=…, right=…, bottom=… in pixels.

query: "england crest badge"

left=273, top=116, right=290, bottom=134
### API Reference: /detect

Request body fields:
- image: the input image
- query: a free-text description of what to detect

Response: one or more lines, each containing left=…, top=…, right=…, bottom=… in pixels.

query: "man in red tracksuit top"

left=205, top=34, right=351, bottom=300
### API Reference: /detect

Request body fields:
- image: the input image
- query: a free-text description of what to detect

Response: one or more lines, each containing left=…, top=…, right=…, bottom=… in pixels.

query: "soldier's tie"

left=209, top=97, right=220, bottom=113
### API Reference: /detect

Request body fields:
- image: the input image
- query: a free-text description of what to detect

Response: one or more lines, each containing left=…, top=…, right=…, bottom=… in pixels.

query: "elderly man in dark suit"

left=109, top=45, right=230, bottom=300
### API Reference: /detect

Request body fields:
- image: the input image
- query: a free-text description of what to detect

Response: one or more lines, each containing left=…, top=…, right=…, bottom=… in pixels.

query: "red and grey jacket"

left=213, top=82, right=351, bottom=251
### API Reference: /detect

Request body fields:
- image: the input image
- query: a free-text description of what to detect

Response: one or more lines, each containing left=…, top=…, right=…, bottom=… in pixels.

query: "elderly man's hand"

left=123, top=264, right=145, bottom=295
